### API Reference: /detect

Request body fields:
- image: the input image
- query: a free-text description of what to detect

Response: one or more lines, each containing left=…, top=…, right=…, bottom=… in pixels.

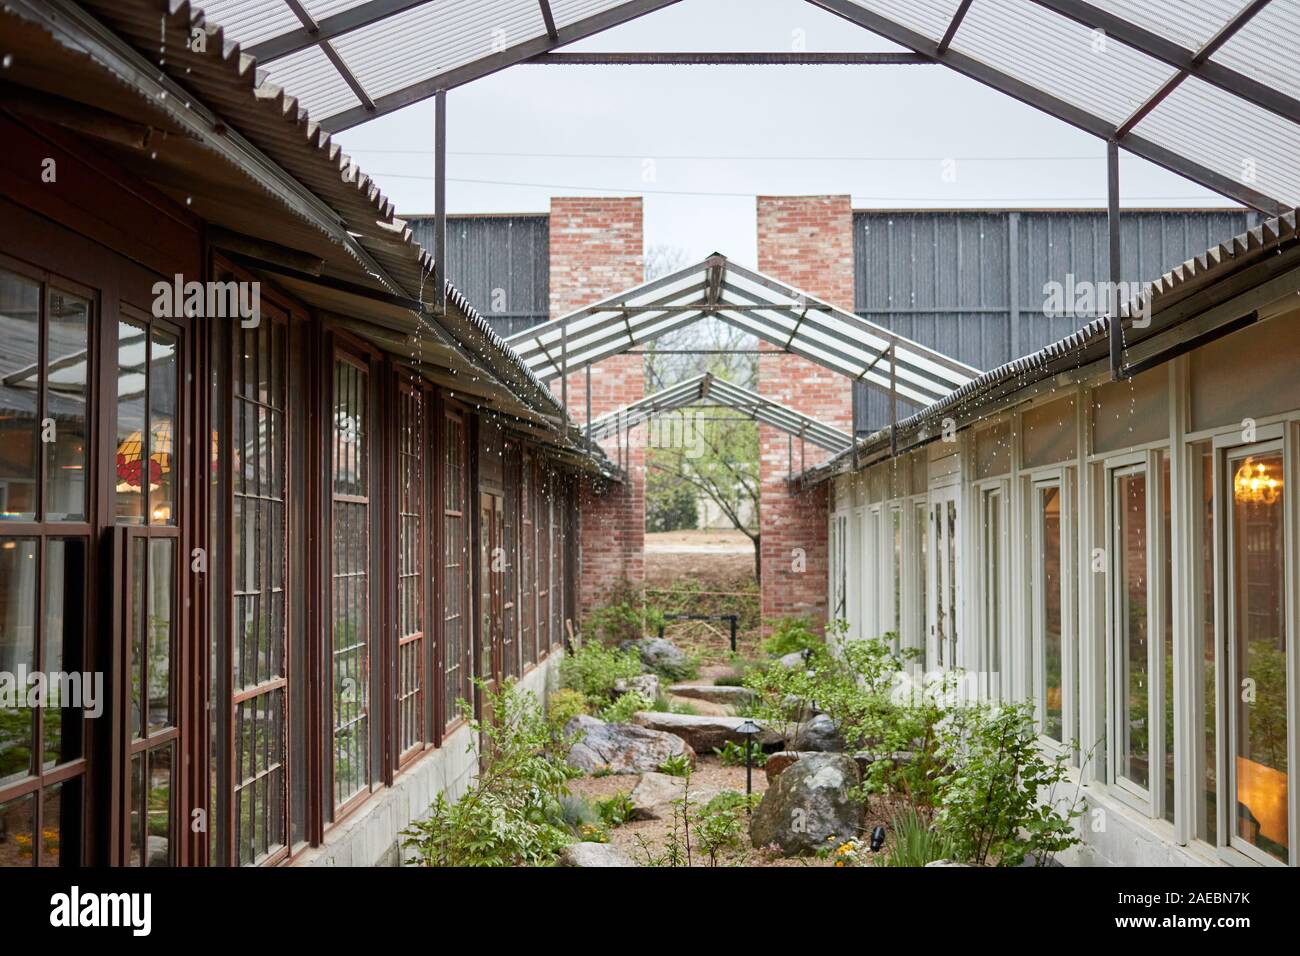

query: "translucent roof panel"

left=265, top=44, right=363, bottom=118
left=941, top=0, right=1176, bottom=126
left=330, top=0, right=547, bottom=101
left=1086, top=0, right=1243, bottom=50
left=190, top=0, right=1299, bottom=210
left=506, top=255, right=979, bottom=408
left=1211, top=0, right=1300, bottom=103
left=1135, top=76, right=1300, bottom=207
left=199, top=0, right=303, bottom=48
left=585, top=373, right=856, bottom=452
left=839, top=0, right=966, bottom=40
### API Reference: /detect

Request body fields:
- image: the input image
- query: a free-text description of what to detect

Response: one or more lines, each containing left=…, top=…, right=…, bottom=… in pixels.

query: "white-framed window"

left=979, top=482, right=1007, bottom=699
left=889, top=503, right=903, bottom=648
left=830, top=510, right=849, bottom=625
left=927, top=485, right=959, bottom=671
left=1217, top=434, right=1290, bottom=866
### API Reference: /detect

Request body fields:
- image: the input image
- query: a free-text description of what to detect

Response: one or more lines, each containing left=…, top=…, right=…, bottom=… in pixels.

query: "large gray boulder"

left=763, top=751, right=818, bottom=781
left=626, top=637, right=691, bottom=678
left=558, top=842, right=637, bottom=867
left=613, top=674, right=660, bottom=701
left=789, top=713, right=845, bottom=752
left=633, top=712, right=782, bottom=753
left=565, top=715, right=695, bottom=775
left=628, top=772, right=724, bottom=820
left=750, top=752, right=862, bottom=856
left=668, top=684, right=755, bottom=706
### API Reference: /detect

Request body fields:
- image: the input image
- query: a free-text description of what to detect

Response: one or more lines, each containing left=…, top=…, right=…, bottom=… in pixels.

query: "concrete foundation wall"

left=296, top=652, right=563, bottom=867
left=1055, top=780, right=1226, bottom=868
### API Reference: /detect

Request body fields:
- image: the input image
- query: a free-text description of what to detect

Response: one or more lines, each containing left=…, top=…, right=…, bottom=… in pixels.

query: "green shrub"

left=658, top=752, right=692, bottom=777
left=582, top=579, right=665, bottom=645
left=402, top=682, right=579, bottom=867
left=600, top=690, right=653, bottom=724
left=933, top=701, right=1084, bottom=867
left=694, top=790, right=761, bottom=866
left=546, top=688, right=588, bottom=729
left=595, top=791, right=635, bottom=828
left=559, top=638, right=642, bottom=712
left=713, top=671, right=745, bottom=687
left=761, top=615, right=822, bottom=657
left=713, top=739, right=767, bottom=768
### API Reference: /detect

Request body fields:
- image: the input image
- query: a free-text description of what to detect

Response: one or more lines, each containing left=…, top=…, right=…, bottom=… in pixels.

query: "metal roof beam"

left=936, top=0, right=973, bottom=55
left=247, top=0, right=436, bottom=63
left=1026, top=0, right=1299, bottom=127
left=1115, top=0, right=1276, bottom=137
left=280, top=0, right=374, bottom=112
left=318, top=0, right=686, bottom=132
left=524, top=51, right=931, bottom=64
left=804, top=0, right=1290, bottom=215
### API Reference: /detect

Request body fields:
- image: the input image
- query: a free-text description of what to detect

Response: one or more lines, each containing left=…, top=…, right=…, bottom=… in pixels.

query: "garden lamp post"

left=736, top=719, right=762, bottom=806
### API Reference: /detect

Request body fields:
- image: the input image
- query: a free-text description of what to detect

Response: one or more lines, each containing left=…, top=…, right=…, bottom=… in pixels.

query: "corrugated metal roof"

left=586, top=372, right=855, bottom=452
left=1, top=0, right=609, bottom=465
left=802, top=205, right=1300, bottom=486
left=178, top=0, right=1300, bottom=213
left=505, top=253, right=980, bottom=406
left=60, top=0, right=567, bottom=422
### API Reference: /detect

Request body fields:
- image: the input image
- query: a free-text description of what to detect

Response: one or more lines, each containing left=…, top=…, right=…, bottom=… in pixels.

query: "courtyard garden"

left=402, top=589, right=1088, bottom=868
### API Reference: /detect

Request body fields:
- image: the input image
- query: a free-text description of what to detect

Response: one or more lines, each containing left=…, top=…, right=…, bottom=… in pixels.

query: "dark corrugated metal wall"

left=408, top=214, right=550, bottom=337
left=852, top=209, right=1252, bottom=434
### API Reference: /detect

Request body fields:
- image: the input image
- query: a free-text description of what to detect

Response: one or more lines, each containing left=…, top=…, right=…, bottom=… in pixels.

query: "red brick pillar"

left=548, top=197, right=646, bottom=615
left=756, top=196, right=855, bottom=632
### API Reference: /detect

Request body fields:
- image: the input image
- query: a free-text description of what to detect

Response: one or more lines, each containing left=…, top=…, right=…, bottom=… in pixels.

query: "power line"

left=366, top=170, right=1218, bottom=203
left=346, top=147, right=1104, bottom=162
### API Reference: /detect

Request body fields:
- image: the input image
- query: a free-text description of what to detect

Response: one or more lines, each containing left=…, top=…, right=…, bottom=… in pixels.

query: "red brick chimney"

left=548, top=197, right=646, bottom=614
left=755, top=196, right=855, bottom=630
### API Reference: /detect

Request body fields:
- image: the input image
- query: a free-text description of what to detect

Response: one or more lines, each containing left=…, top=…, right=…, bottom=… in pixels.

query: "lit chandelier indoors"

left=1233, top=456, right=1282, bottom=505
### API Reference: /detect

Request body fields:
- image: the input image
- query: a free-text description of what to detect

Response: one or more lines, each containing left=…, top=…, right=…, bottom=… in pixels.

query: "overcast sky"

left=333, top=0, right=1234, bottom=265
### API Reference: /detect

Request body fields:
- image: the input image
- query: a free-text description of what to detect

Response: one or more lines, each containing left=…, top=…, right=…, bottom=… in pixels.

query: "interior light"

left=1233, top=457, right=1282, bottom=505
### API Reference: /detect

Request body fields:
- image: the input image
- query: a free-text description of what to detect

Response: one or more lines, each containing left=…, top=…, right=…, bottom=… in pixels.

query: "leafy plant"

left=600, top=690, right=653, bottom=724
left=595, top=791, right=636, bottom=828
left=559, top=636, right=642, bottom=712
left=546, top=688, right=588, bottom=729
left=933, top=701, right=1084, bottom=867
left=401, top=681, right=580, bottom=867
left=873, top=805, right=956, bottom=867
left=693, top=790, right=759, bottom=866
left=761, top=615, right=822, bottom=657
left=713, top=739, right=768, bottom=768
left=582, top=578, right=665, bottom=645
left=658, top=752, right=692, bottom=777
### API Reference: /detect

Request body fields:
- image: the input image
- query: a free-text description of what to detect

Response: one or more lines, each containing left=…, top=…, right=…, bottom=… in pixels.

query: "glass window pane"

left=129, top=538, right=145, bottom=740
left=0, top=271, right=40, bottom=522
left=1041, top=486, right=1063, bottom=742
left=332, top=360, right=369, bottom=806
left=147, top=743, right=173, bottom=866
left=40, top=778, right=80, bottom=866
left=148, top=330, right=177, bottom=525
left=147, top=538, right=175, bottom=735
left=115, top=321, right=147, bottom=523
left=0, top=792, right=35, bottom=866
left=1118, top=470, right=1150, bottom=789
left=1194, top=443, right=1217, bottom=844
left=43, top=538, right=86, bottom=769
left=0, top=537, right=37, bottom=786
left=1161, top=454, right=1175, bottom=825
left=1230, top=451, right=1287, bottom=861
left=128, top=751, right=143, bottom=865
left=44, top=291, right=89, bottom=521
